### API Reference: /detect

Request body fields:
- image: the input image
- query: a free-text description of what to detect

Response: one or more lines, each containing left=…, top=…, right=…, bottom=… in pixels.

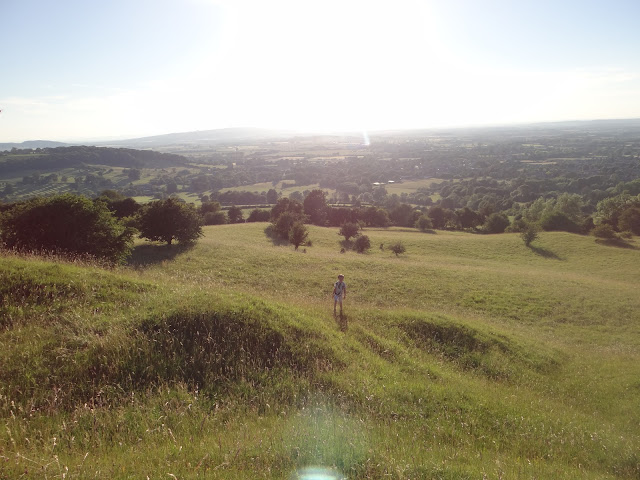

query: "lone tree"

left=137, top=197, right=202, bottom=246
left=0, top=193, right=135, bottom=263
left=388, top=241, right=406, bottom=256
left=338, top=222, right=360, bottom=241
left=288, top=221, right=309, bottom=250
left=521, top=224, right=539, bottom=246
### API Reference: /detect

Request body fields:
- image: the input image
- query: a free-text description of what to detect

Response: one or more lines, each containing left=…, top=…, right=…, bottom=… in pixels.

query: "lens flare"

left=290, top=466, right=344, bottom=480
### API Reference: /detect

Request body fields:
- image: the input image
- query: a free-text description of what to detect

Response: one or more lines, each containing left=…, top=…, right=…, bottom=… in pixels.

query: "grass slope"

left=1, top=226, right=639, bottom=479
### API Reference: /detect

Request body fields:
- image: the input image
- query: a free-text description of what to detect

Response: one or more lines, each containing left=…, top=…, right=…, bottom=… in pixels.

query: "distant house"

left=387, top=180, right=395, bottom=184
left=373, top=182, right=382, bottom=186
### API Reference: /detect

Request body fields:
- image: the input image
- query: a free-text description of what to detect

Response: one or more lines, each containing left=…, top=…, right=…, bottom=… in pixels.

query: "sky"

left=1, top=0, right=640, bottom=142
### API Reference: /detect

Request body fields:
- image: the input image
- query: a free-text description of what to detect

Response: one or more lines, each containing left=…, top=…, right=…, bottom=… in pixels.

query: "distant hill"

left=0, top=140, right=69, bottom=151
left=97, top=127, right=299, bottom=148
left=0, top=145, right=188, bottom=174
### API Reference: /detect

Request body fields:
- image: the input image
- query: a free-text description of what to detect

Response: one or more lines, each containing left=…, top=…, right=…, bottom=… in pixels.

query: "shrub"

left=388, top=241, right=406, bottom=256
left=354, top=234, right=371, bottom=253
left=592, top=223, right=618, bottom=239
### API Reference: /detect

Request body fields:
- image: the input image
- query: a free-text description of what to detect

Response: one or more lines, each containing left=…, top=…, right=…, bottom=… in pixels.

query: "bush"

left=0, top=193, right=135, bottom=263
left=354, top=234, right=371, bottom=253
left=388, top=241, right=406, bottom=256
left=592, top=224, right=618, bottom=239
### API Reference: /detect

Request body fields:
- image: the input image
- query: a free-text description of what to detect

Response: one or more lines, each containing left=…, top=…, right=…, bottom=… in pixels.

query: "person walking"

left=333, top=274, right=347, bottom=317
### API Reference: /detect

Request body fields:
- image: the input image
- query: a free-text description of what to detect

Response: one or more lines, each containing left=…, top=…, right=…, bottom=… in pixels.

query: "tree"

left=273, top=211, right=305, bottom=240
left=166, top=181, right=178, bottom=194
left=618, top=207, right=640, bottom=235
left=414, top=214, right=433, bottom=232
left=127, top=168, right=141, bottom=181
left=455, top=207, right=483, bottom=229
left=484, top=213, right=510, bottom=233
left=389, top=203, right=414, bottom=227
left=266, top=188, right=279, bottom=204
left=270, top=198, right=304, bottom=221
left=521, top=224, right=539, bottom=246
left=227, top=206, right=244, bottom=224
left=303, top=189, right=328, bottom=225
left=362, top=206, right=390, bottom=227
left=288, top=221, right=309, bottom=250
left=0, top=193, right=135, bottom=263
left=428, top=206, right=450, bottom=229
left=338, top=222, right=360, bottom=241
left=354, top=234, right=371, bottom=253
left=388, top=241, right=406, bottom=256
left=137, top=197, right=202, bottom=245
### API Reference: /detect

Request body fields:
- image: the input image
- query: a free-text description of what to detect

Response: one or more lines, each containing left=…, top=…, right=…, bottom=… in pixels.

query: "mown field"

left=1, top=225, right=639, bottom=479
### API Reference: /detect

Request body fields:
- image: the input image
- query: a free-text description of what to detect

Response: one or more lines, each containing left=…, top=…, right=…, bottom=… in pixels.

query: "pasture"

left=1, top=225, right=639, bottom=479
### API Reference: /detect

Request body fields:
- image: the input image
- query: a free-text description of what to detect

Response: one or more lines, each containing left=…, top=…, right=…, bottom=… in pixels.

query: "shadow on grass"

left=334, top=312, right=348, bottom=332
left=595, top=238, right=638, bottom=249
left=127, top=243, right=194, bottom=267
left=264, top=225, right=290, bottom=246
left=339, top=239, right=354, bottom=251
left=528, top=245, right=564, bottom=260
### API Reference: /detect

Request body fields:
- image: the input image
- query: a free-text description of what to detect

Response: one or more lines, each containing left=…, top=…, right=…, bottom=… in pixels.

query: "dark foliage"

left=136, top=198, right=203, bottom=245
left=0, top=193, right=135, bottom=262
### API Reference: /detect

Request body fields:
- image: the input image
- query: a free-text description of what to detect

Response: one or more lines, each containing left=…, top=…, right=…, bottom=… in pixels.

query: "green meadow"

left=1, top=225, right=639, bottom=479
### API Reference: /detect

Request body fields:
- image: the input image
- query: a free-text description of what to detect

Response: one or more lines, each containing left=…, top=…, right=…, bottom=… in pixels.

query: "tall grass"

left=1, top=225, right=639, bottom=478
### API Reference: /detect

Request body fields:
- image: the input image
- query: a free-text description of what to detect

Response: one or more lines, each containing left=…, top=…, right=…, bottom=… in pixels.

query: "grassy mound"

left=394, top=312, right=561, bottom=380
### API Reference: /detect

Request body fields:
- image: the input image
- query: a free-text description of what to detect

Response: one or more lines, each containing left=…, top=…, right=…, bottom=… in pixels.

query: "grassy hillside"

left=1, top=226, right=639, bottom=479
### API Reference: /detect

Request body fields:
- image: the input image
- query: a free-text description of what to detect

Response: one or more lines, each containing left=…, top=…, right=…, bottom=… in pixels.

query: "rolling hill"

left=1, top=224, right=639, bottom=478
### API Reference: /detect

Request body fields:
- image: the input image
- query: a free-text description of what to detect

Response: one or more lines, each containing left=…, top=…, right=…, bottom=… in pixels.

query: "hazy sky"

left=2, top=0, right=640, bottom=142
